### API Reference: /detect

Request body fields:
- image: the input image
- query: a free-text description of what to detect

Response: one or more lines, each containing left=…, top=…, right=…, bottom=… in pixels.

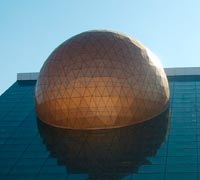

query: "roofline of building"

left=17, top=67, right=200, bottom=81
left=164, top=67, right=200, bottom=76
left=17, top=72, right=39, bottom=81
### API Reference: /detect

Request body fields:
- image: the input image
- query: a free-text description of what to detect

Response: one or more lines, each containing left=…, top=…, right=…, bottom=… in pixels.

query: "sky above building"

left=0, top=0, right=200, bottom=95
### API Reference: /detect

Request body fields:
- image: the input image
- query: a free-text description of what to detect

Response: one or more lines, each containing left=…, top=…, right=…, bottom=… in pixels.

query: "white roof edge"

left=17, top=67, right=200, bottom=81
left=17, top=72, right=39, bottom=81
left=165, top=67, right=200, bottom=76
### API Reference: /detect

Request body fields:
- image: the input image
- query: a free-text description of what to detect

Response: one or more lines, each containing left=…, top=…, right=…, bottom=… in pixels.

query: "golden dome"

left=35, top=30, right=170, bottom=129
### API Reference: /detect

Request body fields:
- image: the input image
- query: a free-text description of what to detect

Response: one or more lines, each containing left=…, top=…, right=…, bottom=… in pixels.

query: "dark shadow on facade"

left=37, top=108, right=170, bottom=180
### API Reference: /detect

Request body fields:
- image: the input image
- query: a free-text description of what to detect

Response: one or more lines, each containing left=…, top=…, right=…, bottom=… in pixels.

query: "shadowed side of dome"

left=35, top=30, right=170, bottom=129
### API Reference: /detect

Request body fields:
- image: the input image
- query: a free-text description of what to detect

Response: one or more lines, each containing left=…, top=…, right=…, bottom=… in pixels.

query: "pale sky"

left=0, top=0, right=200, bottom=94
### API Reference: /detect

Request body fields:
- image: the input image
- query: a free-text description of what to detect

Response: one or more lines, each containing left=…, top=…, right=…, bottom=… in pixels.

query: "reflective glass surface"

left=0, top=76, right=200, bottom=179
left=35, top=31, right=169, bottom=129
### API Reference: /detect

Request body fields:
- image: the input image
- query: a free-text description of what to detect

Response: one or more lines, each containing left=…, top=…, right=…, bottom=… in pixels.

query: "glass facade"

left=0, top=76, right=200, bottom=180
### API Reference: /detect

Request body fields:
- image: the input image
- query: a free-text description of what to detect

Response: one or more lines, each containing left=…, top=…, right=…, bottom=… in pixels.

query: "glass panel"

left=1, top=76, right=200, bottom=179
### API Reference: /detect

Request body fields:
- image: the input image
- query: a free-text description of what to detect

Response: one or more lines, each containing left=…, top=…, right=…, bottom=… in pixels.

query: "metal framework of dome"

left=35, top=30, right=170, bottom=129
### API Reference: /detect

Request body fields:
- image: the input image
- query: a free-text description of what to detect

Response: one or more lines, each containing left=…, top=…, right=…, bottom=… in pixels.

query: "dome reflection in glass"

left=37, top=109, right=169, bottom=178
left=35, top=30, right=170, bottom=129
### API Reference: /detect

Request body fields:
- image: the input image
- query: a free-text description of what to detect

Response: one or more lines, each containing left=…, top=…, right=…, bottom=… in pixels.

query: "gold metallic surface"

left=35, top=30, right=170, bottom=129
left=38, top=109, right=170, bottom=177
